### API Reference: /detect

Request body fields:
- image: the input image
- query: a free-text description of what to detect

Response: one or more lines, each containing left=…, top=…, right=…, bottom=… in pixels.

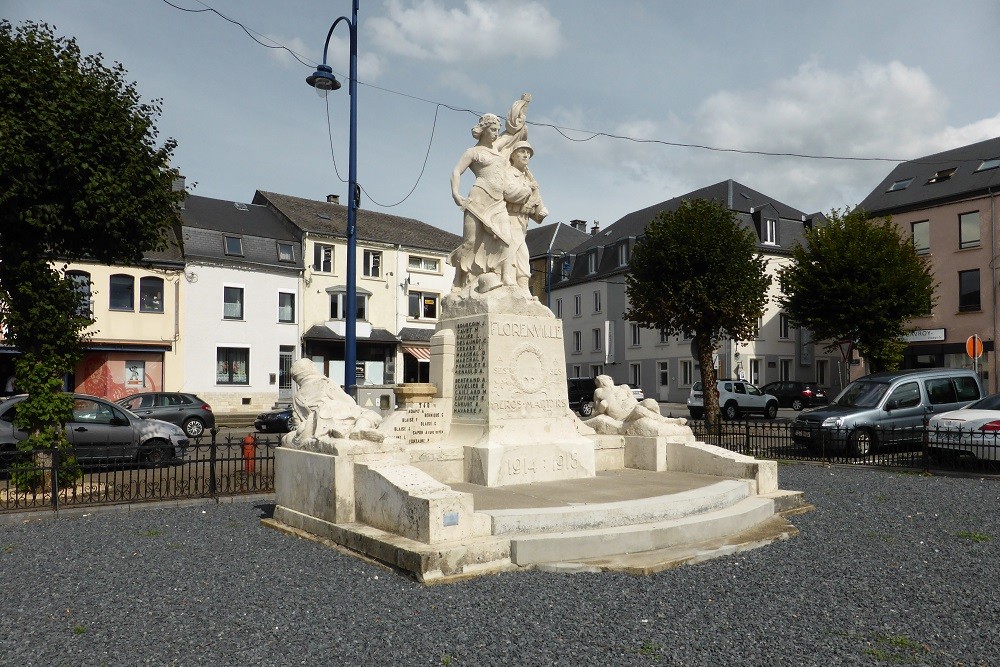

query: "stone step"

left=482, top=479, right=753, bottom=535
left=508, top=496, right=777, bottom=566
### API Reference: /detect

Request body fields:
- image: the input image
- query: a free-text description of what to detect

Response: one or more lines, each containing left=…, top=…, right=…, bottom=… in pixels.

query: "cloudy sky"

left=8, top=0, right=1000, bottom=232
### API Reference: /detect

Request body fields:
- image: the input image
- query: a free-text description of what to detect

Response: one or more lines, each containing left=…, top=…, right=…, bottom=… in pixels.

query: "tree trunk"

left=696, top=333, right=720, bottom=426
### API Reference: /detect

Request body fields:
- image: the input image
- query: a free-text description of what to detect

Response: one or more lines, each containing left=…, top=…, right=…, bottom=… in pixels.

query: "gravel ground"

left=2, top=463, right=999, bottom=667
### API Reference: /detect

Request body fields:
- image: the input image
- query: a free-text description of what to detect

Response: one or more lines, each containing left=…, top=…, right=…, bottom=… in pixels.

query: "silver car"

left=0, top=394, right=188, bottom=467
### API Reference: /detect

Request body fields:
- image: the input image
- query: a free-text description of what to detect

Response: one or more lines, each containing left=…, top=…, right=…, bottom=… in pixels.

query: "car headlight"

left=821, top=416, right=845, bottom=428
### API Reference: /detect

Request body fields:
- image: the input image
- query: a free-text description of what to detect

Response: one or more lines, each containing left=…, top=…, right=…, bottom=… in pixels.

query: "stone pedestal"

left=435, top=287, right=595, bottom=486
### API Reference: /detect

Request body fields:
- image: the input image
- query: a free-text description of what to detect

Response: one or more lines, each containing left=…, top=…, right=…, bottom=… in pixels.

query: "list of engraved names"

left=453, top=319, right=487, bottom=416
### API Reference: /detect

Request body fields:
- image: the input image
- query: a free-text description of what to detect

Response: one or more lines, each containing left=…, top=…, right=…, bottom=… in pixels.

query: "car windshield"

left=834, top=380, right=889, bottom=408
left=964, top=393, right=1000, bottom=411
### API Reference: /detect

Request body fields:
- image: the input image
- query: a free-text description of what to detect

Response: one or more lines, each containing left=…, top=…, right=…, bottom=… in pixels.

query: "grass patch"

left=440, top=654, right=454, bottom=666
left=956, top=530, right=992, bottom=543
left=864, top=633, right=930, bottom=664
left=73, top=624, right=86, bottom=635
left=638, top=641, right=662, bottom=658
left=137, top=529, right=164, bottom=538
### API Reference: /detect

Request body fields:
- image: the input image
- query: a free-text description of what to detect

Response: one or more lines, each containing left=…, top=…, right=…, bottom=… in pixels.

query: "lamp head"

left=306, top=64, right=341, bottom=97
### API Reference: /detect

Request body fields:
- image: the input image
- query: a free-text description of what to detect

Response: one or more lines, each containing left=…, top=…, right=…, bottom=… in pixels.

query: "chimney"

left=327, top=194, right=340, bottom=204
left=172, top=175, right=186, bottom=209
left=570, top=219, right=587, bottom=232
left=590, top=221, right=600, bottom=235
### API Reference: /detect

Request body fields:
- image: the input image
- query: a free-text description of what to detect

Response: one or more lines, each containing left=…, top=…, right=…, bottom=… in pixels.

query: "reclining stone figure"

left=585, top=375, right=688, bottom=437
left=286, top=358, right=385, bottom=448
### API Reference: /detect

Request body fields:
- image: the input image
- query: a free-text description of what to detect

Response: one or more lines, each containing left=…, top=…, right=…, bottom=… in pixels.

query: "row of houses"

left=542, top=136, right=1000, bottom=400
left=0, top=185, right=462, bottom=413
left=3, top=136, right=998, bottom=410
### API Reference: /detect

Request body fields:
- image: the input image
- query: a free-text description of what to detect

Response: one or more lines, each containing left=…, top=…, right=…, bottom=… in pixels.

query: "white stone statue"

left=287, top=359, right=385, bottom=446
left=587, top=375, right=689, bottom=436
left=448, top=93, right=533, bottom=296
left=503, top=140, right=548, bottom=293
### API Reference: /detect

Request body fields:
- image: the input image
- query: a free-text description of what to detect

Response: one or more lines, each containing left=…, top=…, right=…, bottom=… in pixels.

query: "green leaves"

left=778, top=207, right=935, bottom=372
left=625, top=198, right=771, bottom=345
left=625, top=198, right=771, bottom=424
left=0, top=21, right=182, bottom=473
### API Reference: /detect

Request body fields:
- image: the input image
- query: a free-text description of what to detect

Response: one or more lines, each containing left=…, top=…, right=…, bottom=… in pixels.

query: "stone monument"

left=431, top=93, right=595, bottom=486
left=268, top=92, right=804, bottom=583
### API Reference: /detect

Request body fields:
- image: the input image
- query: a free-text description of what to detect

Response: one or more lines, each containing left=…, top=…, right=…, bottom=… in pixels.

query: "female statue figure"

left=448, top=94, right=531, bottom=294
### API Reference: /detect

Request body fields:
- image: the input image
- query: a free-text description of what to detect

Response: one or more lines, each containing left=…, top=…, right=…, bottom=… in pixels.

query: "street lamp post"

left=307, top=0, right=360, bottom=393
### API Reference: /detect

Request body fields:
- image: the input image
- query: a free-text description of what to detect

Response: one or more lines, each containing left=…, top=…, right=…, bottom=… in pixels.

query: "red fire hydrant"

left=241, top=433, right=256, bottom=474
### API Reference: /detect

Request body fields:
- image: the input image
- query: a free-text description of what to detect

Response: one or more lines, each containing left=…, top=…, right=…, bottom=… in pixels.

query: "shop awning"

left=402, top=344, right=431, bottom=361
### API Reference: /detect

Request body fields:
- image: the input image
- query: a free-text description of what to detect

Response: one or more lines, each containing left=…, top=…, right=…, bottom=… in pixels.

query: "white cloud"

left=436, top=69, right=497, bottom=108
left=369, top=0, right=563, bottom=63
left=639, top=60, right=1000, bottom=213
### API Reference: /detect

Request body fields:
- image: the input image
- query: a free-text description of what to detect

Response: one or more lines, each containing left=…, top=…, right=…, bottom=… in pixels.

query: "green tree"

left=0, top=21, right=181, bottom=487
left=625, top=198, right=771, bottom=425
left=777, top=207, right=935, bottom=373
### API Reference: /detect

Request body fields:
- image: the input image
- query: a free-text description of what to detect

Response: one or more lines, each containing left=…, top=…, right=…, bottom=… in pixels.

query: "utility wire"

left=160, top=0, right=313, bottom=67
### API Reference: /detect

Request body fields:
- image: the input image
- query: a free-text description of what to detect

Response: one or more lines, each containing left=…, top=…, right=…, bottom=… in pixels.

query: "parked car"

left=927, top=392, right=1000, bottom=462
left=687, top=380, right=779, bottom=420
left=792, top=368, right=984, bottom=457
left=116, top=392, right=215, bottom=438
left=567, top=377, right=598, bottom=416
left=628, top=384, right=645, bottom=402
left=0, top=393, right=188, bottom=467
left=760, top=381, right=829, bottom=411
left=254, top=407, right=295, bottom=433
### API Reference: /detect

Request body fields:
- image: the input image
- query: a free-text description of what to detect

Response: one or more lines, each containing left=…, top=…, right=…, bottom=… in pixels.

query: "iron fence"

left=688, top=419, right=1000, bottom=474
left=0, top=430, right=279, bottom=514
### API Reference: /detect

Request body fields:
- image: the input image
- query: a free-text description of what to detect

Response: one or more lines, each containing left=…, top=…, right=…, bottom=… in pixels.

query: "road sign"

left=966, top=334, right=984, bottom=359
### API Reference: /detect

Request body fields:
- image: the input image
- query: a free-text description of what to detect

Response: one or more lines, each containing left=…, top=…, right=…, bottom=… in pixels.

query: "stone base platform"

left=264, top=467, right=810, bottom=583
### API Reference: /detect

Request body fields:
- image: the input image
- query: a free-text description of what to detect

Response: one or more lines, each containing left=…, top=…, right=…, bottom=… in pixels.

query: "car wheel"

left=142, top=439, right=172, bottom=466
left=579, top=400, right=594, bottom=417
left=183, top=417, right=206, bottom=438
left=765, top=402, right=778, bottom=420
left=791, top=398, right=804, bottom=411
left=689, top=409, right=703, bottom=420
left=723, top=402, right=739, bottom=420
left=848, top=428, right=876, bottom=457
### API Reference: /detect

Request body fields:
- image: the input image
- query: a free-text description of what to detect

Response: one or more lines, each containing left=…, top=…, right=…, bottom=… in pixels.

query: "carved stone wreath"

left=509, top=343, right=545, bottom=394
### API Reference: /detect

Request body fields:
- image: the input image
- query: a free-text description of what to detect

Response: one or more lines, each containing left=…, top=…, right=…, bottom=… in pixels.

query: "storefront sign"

left=902, top=329, right=945, bottom=343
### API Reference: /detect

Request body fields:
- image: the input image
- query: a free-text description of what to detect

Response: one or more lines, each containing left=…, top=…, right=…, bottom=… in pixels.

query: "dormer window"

left=617, top=242, right=629, bottom=267
left=586, top=251, right=597, bottom=274
left=886, top=177, right=913, bottom=192
left=927, top=168, right=957, bottom=184
left=224, top=236, right=244, bottom=256
left=762, top=218, right=777, bottom=245
left=277, top=242, right=295, bottom=262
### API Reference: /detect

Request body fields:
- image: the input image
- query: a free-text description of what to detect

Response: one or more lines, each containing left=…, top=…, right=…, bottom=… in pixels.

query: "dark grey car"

left=0, top=394, right=188, bottom=468
left=117, top=392, right=215, bottom=438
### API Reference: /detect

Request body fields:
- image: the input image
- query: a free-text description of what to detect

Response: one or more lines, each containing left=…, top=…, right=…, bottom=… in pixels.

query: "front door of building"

left=278, top=346, right=294, bottom=402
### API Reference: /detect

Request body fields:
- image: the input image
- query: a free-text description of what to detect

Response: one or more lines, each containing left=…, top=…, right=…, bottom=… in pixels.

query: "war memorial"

left=265, top=94, right=806, bottom=582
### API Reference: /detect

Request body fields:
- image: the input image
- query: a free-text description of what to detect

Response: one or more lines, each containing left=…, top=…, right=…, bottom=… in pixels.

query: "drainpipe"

left=992, top=185, right=998, bottom=392
left=545, top=225, right=561, bottom=308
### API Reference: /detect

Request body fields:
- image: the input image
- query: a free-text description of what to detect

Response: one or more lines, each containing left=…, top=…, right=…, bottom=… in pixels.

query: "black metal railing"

left=0, top=430, right=278, bottom=513
left=687, top=420, right=1000, bottom=474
